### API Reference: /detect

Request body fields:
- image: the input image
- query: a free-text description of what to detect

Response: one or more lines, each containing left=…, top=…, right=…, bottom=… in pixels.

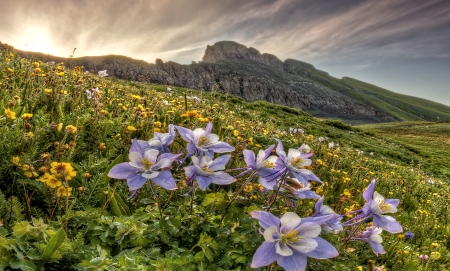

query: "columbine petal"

left=196, top=175, right=213, bottom=190
left=175, top=125, right=194, bottom=142
left=151, top=170, right=177, bottom=190
left=141, top=171, right=160, bottom=179
left=368, top=241, right=386, bottom=255
left=250, top=211, right=280, bottom=229
left=373, top=215, right=403, bottom=233
left=127, top=174, right=147, bottom=191
left=211, top=172, right=236, bottom=185
left=280, top=212, right=302, bottom=230
left=295, top=222, right=321, bottom=238
left=243, top=149, right=256, bottom=168
left=108, top=163, right=138, bottom=179
left=276, top=242, right=293, bottom=256
left=207, top=141, right=235, bottom=153
left=303, top=237, right=339, bottom=259
left=363, top=179, right=376, bottom=202
left=128, top=152, right=143, bottom=166
left=250, top=242, right=279, bottom=268
left=208, top=155, right=230, bottom=171
left=263, top=226, right=280, bottom=242
left=277, top=250, right=308, bottom=271
left=290, top=238, right=318, bottom=253
left=130, top=138, right=145, bottom=156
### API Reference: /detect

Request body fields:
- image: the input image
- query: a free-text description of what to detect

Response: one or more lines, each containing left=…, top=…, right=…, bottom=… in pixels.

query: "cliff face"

left=1, top=41, right=396, bottom=123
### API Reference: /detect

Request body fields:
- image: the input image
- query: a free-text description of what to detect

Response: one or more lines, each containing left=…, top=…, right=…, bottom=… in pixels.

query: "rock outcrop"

left=0, top=40, right=406, bottom=123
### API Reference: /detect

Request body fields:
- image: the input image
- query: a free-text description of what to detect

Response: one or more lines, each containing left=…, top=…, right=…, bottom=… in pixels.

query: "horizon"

left=1, top=0, right=449, bottom=106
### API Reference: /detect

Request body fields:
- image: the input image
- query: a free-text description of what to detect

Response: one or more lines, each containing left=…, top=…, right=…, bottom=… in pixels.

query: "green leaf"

left=202, top=192, right=224, bottom=207
left=110, top=193, right=131, bottom=216
left=10, top=259, right=36, bottom=271
left=41, top=227, right=66, bottom=262
left=100, top=154, right=123, bottom=185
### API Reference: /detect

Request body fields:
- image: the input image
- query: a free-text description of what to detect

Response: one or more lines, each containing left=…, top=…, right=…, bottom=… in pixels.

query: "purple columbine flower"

left=107, top=139, right=180, bottom=193
left=137, top=124, right=176, bottom=153
left=175, top=122, right=234, bottom=158
left=312, top=196, right=343, bottom=233
left=250, top=211, right=338, bottom=271
left=351, top=226, right=386, bottom=255
left=283, top=178, right=320, bottom=199
left=343, top=179, right=402, bottom=233
left=184, top=155, right=236, bottom=190
left=273, top=139, right=322, bottom=185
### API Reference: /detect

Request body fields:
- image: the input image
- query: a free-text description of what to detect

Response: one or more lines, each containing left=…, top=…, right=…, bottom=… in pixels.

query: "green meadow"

left=1, top=49, right=449, bottom=270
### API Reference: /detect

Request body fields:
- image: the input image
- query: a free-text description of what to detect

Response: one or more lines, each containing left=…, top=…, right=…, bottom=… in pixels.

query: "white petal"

left=142, top=171, right=159, bottom=179
left=290, top=238, right=318, bottom=253
left=287, top=149, right=301, bottom=159
left=280, top=212, right=301, bottom=230
left=369, top=234, right=383, bottom=244
left=263, top=226, right=280, bottom=242
left=295, top=222, right=322, bottom=238
left=276, top=242, right=293, bottom=256
left=144, top=149, right=159, bottom=162
left=373, top=191, right=385, bottom=202
left=129, top=152, right=142, bottom=164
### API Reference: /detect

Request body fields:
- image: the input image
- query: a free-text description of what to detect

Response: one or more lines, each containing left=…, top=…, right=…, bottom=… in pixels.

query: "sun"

left=15, top=26, right=59, bottom=56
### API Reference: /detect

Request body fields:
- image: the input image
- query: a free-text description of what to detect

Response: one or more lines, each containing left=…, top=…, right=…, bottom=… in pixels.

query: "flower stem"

left=226, top=171, right=256, bottom=211
left=150, top=181, right=163, bottom=218
left=267, top=173, right=287, bottom=212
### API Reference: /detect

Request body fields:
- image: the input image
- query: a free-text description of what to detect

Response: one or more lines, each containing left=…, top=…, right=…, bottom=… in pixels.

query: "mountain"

left=2, top=40, right=450, bottom=124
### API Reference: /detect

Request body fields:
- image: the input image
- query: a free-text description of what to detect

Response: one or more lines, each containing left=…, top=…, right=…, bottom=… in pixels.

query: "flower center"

left=280, top=230, right=301, bottom=244
left=379, top=201, right=391, bottom=212
left=141, top=158, right=153, bottom=171
left=290, top=157, right=304, bottom=168
left=201, top=165, right=214, bottom=173
left=263, top=160, right=275, bottom=168
left=198, top=136, right=209, bottom=146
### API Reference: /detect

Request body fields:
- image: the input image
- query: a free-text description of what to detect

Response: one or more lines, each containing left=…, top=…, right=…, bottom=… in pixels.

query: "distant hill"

left=2, top=40, right=450, bottom=124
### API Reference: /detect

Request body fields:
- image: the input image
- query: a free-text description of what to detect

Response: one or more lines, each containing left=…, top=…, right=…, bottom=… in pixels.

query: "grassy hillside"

left=1, top=49, right=450, bottom=270
left=285, top=60, right=450, bottom=122
left=358, top=121, right=450, bottom=179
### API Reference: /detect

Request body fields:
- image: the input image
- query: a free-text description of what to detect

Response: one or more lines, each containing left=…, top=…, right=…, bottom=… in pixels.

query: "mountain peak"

left=202, top=41, right=283, bottom=69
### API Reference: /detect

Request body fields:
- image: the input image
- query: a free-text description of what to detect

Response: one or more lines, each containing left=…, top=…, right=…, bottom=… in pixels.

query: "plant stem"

left=150, top=181, right=163, bottom=218
left=226, top=171, right=256, bottom=211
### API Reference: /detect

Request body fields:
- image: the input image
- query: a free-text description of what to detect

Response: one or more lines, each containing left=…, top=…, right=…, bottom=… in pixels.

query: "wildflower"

left=352, top=226, right=386, bottom=255
left=250, top=211, right=338, bottom=271
left=39, top=173, right=62, bottom=188
left=107, top=139, right=180, bottom=192
left=175, top=122, right=234, bottom=158
left=272, top=139, right=322, bottom=186
left=50, top=162, right=76, bottom=181
left=44, top=88, right=52, bottom=93
left=431, top=242, right=439, bottom=248
left=12, top=156, right=20, bottom=166
left=127, top=126, right=137, bottom=131
left=98, top=70, right=108, bottom=77
left=23, top=164, right=38, bottom=178
left=418, top=254, right=429, bottom=261
left=405, top=231, right=414, bottom=240
left=86, top=87, right=101, bottom=100
left=4, top=108, right=16, bottom=119
left=65, top=125, right=77, bottom=134
left=344, top=179, right=402, bottom=233
left=312, top=196, right=343, bottom=233
left=56, top=186, right=72, bottom=197
left=184, top=155, right=236, bottom=190
left=138, top=124, right=175, bottom=153
left=328, top=142, right=335, bottom=149
left=21, top=113, right=33, bottom=120
left=283, top=178, right=320, bottom=199
left=430, top=251, right=441, bottom=259
left=26, top=132, right=34, bottom=138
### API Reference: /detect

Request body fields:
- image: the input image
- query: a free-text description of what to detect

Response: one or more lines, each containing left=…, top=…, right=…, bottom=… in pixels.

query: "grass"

left=0, top=49, right=450, bottom=270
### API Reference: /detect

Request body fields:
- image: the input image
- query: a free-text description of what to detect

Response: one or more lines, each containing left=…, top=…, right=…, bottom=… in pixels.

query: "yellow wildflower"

left=39, top=173, right=62, bottom=188
left=21, top=113, right=33, bottom=120
left=430, top=251, right=441, bottom=259
left=65, top=125, right=78, bottom=134
left=56, top=123, right=63, bottom=132
left=12, top=156, right=20, bottom=166
left=4, top=108, right=16, bottom=119
left=22, top=164, right=38, bottom=178
left=127, top=126, right=137, bottom=131
left=50, top=162, right=76, bottom=181
left=26, top=132, right=34, bottom=138
left=56, top=186, right=72, bottom=197
left=44, top=88, right=52, bottom=93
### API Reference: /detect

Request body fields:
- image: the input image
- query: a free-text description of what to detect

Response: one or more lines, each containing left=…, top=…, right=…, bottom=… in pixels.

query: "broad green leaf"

left=41, top=227, right=66, bottom=261
left=109, top=193, right=131, bottom=216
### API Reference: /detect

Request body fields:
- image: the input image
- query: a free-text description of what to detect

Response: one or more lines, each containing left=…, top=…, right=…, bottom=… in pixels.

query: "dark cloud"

left=1, top=0, right=449, bottom=105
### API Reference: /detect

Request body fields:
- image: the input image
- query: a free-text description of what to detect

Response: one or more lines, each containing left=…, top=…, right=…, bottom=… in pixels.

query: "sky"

left=1, top=0, right=449, bottom=105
